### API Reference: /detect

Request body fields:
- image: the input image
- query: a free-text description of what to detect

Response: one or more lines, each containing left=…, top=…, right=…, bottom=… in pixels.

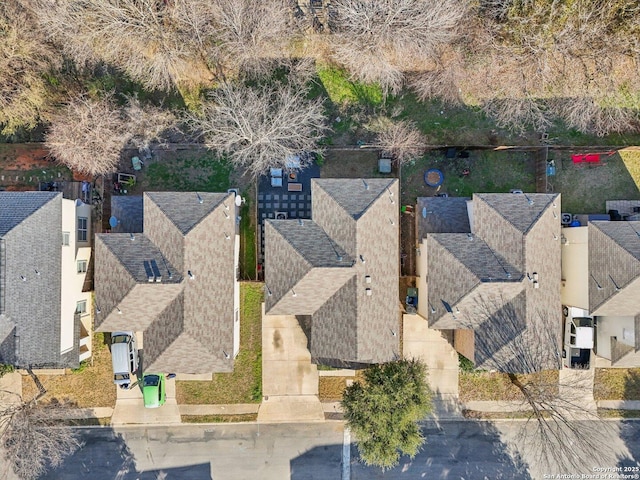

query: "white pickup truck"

left=562, top=306, right=594, bottom=369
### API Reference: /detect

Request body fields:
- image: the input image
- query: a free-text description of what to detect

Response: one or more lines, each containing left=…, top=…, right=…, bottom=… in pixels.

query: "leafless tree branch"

left=184, top=82, right=329, bottom=177
left=328, top=0, right=468, bottom=95
left=375, top=120, right=426, bottom=165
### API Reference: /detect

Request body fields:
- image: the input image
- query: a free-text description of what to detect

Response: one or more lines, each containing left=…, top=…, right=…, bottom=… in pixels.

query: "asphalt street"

left=36, top=420, right=640, bottom=480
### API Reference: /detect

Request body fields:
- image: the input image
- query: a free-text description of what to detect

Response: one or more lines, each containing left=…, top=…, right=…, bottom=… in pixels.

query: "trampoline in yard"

left=424, top=168, right=444, bottom=187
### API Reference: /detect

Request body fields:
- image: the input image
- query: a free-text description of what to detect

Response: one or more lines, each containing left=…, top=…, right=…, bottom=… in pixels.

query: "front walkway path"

left=402, top=314, right=462, bottom=418
left=257, top=308, right=324, bottom=423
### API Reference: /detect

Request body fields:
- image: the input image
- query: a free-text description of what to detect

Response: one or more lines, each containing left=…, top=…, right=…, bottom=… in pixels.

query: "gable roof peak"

left=313, top=178, right=397, bottom=220
left=474, top=192, right=558, bottom=234
left=0, top=191, right=60, bottom=236
left=145, top=191, right=230, bottom=235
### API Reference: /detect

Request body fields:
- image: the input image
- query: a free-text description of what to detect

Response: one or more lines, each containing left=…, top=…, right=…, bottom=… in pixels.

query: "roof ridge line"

left=145, top=192, right=227, bottom=236
left=314, top=178, right=394, bottom=220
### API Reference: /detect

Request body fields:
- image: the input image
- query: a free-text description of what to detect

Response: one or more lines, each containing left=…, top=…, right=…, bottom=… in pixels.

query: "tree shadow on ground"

left=291, top=420, right=530, bottom=480
left=42, top=428, right=212, bottom=480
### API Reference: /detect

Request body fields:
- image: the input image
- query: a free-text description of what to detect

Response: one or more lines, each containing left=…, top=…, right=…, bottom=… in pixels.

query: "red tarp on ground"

left=572, top=154, right=601, bottom=164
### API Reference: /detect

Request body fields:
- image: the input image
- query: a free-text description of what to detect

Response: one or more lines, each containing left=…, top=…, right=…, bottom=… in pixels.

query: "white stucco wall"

left=60, top=199, right=92, bottom=355
left=596, top=315, right=636, bottom=360
left=416, top=238, right=428, bottom=322
left=560, top=226, right=589, bottom=310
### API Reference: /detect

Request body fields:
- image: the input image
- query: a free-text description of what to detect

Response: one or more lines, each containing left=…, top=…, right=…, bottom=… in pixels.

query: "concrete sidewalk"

left=0, top=372, right=22, bottom=406
left=257, top=309, right=324, bottom=423
left=403, top=314, right=462, bottom=418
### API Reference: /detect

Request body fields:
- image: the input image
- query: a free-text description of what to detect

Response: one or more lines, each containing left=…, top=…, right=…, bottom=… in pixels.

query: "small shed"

left=378, top=158, right=392, bottom=173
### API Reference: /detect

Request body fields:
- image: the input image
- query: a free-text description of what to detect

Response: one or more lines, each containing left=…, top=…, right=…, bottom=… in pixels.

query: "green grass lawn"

left=142, top=152, right=232, bottom=192
left=549, top=150, right=640, bottom=213
left=176, top=282, right=263, bottom=404
left=239, top=199, right=256, bottom=280
left=401, top=149, right=536, bottom=205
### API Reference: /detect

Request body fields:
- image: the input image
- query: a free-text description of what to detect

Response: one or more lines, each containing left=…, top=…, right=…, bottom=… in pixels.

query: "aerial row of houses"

left=0, top=180, right=638, bottom=375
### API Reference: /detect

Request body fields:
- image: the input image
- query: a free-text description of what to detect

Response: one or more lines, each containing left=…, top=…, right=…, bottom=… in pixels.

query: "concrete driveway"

left=111, top=332, right=181, bottom=425
left=257, top=307, right=324, bottom=423
left=402, top=314, right=461, bottom=417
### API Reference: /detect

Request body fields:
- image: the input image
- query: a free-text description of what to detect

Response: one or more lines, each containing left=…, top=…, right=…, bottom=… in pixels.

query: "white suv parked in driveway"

left=562, top=306, right=594, bottom=369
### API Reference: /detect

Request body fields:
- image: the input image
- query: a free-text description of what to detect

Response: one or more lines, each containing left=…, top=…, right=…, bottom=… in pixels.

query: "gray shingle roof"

left=0, top=192, right=74, bottom=368
left=145, top=192, right=228, bottom=235
left=268, top=220, right=352, bottom=267
left=416, top=197, right=471, bottom=237
left=95, top=192, right=236, bottom=374
left=313, top=178, right=396, bottom=220
left=432, top=233, right=521, bottom=282
left=0, top=192, right=59, bottom=236
left=475, top=193, right=556, bottom=234
left=423, top=193, right=562, bottom=373
left=265, top=179, right=400, bottom=365
left=97, top=234, right=182, bottom=284
left=111, top=196, right=143, bottom=233
left=589, top=221, right=640, bottom=315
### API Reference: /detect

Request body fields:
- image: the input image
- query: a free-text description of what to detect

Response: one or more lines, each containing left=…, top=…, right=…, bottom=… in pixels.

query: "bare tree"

left=408, top=67, right=463, bottom=106
left=31, top=0, right=213, bottom=91
left=467, top=294, right=615, bottom=473
left=1, top=403, right=81, bottom=480
left=552, top=97, right=639, bottom=137
left=1, top=371, right=81, bottom=480
left=375, top=120, right=426, bottom=165
left=481, top=96, right=552, bottom=134
left=45, top=95, right=127, bottom=175
left=209, top=0, right=295, bottom=78
left=328, top=0, right=468, bottom=94
left=123, top=96, right=177, bottom=150
left=184, top=82, right=329, bottom=177
left=45, top=93, right=178, bottom=175
left=0, top=1, right=58, bottom=135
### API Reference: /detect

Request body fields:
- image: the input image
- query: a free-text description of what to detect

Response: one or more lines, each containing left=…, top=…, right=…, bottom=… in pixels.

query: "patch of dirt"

left=320, top=147, right=396, bottom=178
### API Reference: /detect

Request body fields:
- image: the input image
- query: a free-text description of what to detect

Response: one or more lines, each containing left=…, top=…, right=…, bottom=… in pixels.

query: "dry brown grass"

left=22, top=332, right=116, bottom=408
left=594, top=368, right=640, bottom=401
left=181, top=414, right=257, bottom=423
left=318, top=371, right=365, bottom=402
left=459, top=370, right=559, bottom=402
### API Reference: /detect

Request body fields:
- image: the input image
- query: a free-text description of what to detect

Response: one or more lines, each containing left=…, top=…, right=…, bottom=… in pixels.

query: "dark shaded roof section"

left=592, top=221, right=640, bottom=261
left=268, top=220, right=352, bottom=267
left=433, top=233, right=521, bottom=282
left=313, top=178, right=396, bottom=220
left=0, top=193, right=74, bottom=368
left=308, top=277, right=358, bottom=363
left=111, top=196, right=143, bottom=233
left=589, top=221, right=640, bottom=315
left=475, top=193, right=557, bottom=234
left=0, top=192, right=58, bottom=236
left=416, top=197, right=471, bottom=237
left=97, top=233, right=182, bottom=284
left=145, top=192, right=228, bottom=235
